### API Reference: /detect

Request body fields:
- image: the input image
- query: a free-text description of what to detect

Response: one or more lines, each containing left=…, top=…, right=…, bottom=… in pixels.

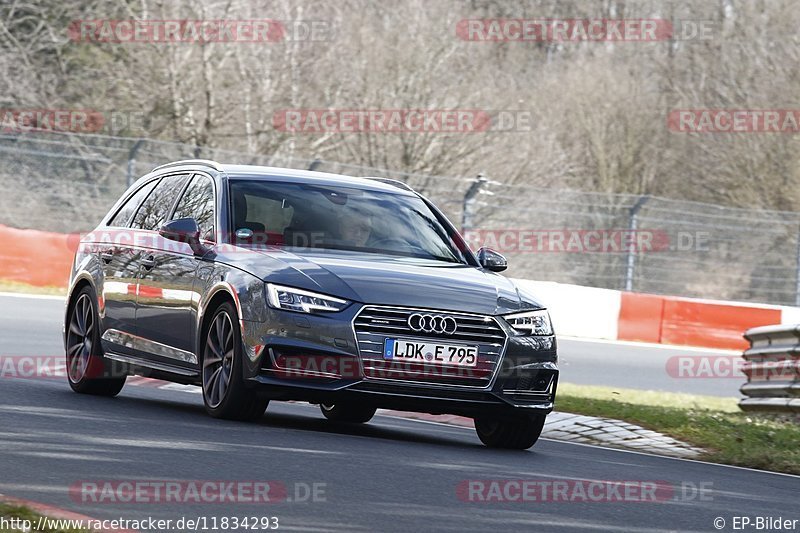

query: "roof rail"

left=362, top=176, right=416, bottom=192
left=151, top=159, right=224, bottom=173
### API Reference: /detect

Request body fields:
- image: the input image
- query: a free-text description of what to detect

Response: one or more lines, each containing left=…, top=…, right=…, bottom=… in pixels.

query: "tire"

left=201, top=302, right=269, bottom=421
left=65, top=287, right=126, bottom=396
left=474, top=413, right=546, bottom=450
left=320, top=402, right=377, bottom=424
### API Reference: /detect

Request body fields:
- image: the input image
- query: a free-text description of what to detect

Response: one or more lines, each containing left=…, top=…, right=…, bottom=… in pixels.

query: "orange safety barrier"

left=659, top=297, right=780, bottom=351
left=618, top=292, right=664, bottom=344
left=619, top=291, right=783, bottom=350
left=0, top=224, right=76, bottom=287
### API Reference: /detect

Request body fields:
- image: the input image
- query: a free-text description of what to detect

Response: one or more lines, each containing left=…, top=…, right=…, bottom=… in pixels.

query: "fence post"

left=126, top=139, right=145, bottom=188
left=795, top=225, right=800, bottom=306
left=624, top=195, right=650, bottom=291
left=462, top=173, right=488, bottom=232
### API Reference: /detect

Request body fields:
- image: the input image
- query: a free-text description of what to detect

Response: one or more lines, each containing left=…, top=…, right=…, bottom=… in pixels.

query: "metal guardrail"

left=740, top=324, right=800, bottom=413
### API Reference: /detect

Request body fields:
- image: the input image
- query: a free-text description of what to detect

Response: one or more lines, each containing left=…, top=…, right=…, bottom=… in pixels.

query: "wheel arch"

left=196, top=284, right=240, bottom=360
left=63, top=274, right=97, bottom=350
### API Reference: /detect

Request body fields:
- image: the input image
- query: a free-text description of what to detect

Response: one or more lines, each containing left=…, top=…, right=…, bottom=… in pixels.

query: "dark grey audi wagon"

left=64, top=160, right=558, bottom=449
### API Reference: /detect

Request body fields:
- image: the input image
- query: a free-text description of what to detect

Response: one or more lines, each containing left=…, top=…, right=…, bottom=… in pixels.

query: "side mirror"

left=477, top=247, right=508, bottom=272
left=159, top=218, right=206, bottom=256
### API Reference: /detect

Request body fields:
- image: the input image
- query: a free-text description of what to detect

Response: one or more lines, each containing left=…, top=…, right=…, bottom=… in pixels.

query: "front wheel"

left=474, top=413, right=546, bottom=450
left=201, top=303, right=269, bottom=421
left=320, top=402, right=377, bottom=423
left=66, top=288, right=126, bottom=396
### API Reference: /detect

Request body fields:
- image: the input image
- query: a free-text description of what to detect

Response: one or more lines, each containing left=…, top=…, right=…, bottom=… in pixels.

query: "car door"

left=134, top=173, right=215, bottom=369
left=97, top=178, right=158, bottom=356
left=121, top=173, right=191, bottom=365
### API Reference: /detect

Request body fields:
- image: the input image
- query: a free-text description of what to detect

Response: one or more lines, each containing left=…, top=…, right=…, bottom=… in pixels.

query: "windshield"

left=229, top=179, right=468, bottom=264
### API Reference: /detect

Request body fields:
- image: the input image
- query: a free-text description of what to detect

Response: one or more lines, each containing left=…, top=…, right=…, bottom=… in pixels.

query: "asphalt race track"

left=557, top=338, right=743, bottom=398
left=0, top=293, right=795, bottom=532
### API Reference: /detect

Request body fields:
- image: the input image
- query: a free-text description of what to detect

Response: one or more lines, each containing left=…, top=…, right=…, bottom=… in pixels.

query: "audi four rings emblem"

left=408, top=313, right=458, bottom=335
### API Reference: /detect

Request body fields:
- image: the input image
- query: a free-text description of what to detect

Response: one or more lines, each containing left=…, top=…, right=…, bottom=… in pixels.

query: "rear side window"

left=131, top=174, right=190, bottom=231
left=107, top=179, right=158, bottom=228
left=172, top=175, right=215, bottom=241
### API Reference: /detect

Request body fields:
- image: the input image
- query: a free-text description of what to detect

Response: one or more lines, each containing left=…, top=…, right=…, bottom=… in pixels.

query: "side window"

left=131, top=174, right=190, bottom=231
left=230, top=186, right=295, bottom=245
left=107, top=179, right=158, bottom=228
left=239, top=193, right=295, bottom=233
left=172, top=175, right=215, bottom=241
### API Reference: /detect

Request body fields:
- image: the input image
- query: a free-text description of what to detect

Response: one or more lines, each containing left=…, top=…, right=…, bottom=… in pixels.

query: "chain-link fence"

left=1, top=131, right=799, bottom=306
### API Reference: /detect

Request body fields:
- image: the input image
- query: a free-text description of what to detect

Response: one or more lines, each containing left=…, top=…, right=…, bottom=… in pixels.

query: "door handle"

left=141, top=255, right=157, bottom=270
left=100, top=249, right=115, bottom=264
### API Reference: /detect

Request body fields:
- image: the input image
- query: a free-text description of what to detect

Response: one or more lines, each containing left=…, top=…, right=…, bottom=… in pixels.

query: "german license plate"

left=383, top=338, right=478, bottom=367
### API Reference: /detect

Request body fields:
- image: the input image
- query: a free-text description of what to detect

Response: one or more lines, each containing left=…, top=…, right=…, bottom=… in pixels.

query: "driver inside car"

left=333, top=208, right=373, bottom=248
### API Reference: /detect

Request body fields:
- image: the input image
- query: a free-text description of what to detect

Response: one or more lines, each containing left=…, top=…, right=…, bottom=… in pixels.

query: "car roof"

left=225, top=166, right=415, bottom=194
left=152, top=160, right=416, bottom=195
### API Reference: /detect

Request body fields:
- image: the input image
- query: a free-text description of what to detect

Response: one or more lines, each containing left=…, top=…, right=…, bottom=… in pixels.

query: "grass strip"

left=557, top=383, right=800, bottom=475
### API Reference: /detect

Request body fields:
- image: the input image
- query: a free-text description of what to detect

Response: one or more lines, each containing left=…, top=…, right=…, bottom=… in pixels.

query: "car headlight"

left=503, top=309, right=553, bottom=336
left=267, top=283, right=349, bottom=314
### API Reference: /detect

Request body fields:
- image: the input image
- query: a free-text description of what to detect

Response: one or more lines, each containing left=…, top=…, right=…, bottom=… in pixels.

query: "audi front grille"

left=352, top=306, right=507, bottom=388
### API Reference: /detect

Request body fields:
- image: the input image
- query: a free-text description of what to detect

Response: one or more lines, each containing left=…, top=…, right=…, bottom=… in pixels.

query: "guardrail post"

left=795, top=227, right=800, bottom=306
left=462, top=173, right=488, bottom=232
left=126, top=139, right=145, bottom=188
left=624, top=195, right=650, bottom=292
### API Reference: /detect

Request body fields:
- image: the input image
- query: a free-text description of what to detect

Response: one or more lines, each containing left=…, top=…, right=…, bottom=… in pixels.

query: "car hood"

left=224, top=247, right=544, bottom=315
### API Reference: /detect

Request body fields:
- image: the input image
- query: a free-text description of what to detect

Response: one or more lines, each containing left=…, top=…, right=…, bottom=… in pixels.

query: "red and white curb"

left=379, top=409, right=704, bottom=458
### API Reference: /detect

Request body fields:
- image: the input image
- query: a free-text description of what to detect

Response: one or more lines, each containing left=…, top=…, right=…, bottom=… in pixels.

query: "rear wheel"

left=320, top=402, right=377, bottom=424
left=202, top=302, right=268, bottom=421
left=66, top=288, right=126, bottom=396
left=474, top=413, right=546, bottom=449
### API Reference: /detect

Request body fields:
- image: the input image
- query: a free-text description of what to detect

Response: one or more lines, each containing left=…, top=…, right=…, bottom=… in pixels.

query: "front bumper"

left=240, top=304, right=558, bottom=417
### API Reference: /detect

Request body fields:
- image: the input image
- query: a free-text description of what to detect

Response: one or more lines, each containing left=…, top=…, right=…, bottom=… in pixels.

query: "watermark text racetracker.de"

left=456, top=18, right=715, bottom=42
left=457, top=479, right=713, bottom=503
left=69, top=19, right=333, bottom=43
left=669, top=109, right=800, bottom=133
left=0, top=355, right=67, bottom=380
left=0, top=109, right=146, bottom=135
left=272, top=109, right=534, bottom=133
left=68, top=229, right=336, bottom=254
left=0, top=355, right=129, bottom=381
left=666, top=355, right=795, bottom=380
left=462, top=229, right=710, bottom=254
left=70, top=480, right=326, bottom=504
